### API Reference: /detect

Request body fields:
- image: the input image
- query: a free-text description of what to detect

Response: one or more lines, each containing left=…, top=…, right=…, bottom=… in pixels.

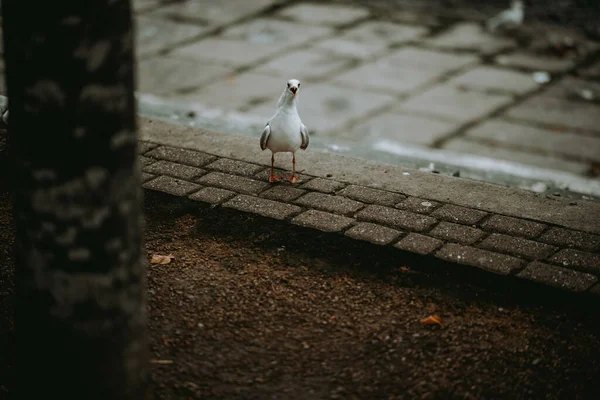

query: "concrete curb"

left=138, top=117, right=600, bottom=297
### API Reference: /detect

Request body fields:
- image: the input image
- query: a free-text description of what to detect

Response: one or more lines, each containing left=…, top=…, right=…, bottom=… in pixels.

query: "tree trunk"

left=2, top=1, right=147, bottom=398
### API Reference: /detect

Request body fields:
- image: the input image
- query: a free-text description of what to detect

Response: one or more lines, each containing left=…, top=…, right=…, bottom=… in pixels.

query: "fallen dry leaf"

left=151, top=254, right=175, bottom=265
left=420, top=315, right=444, bottom=328
left=150, top=359, right=173, bottom=365
left=399, top=266, right=410, bottom=272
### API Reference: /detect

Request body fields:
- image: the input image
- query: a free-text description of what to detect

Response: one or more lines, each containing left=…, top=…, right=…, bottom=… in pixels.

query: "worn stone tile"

left=291, top=210, right=354, bottom=232
left=356, top=205, right=437, bottom=232
left=141, top=173, right=156, bottom=184
left=436, top=243, right=525, bottom=275
left=145, top=146, right=217, bottom=167
left=259, top=186, right=306, bottom=202
left=138, top=156, right=156, bottom=167
left=138, top=141, right=158, bottom=154
left=431, top=204, right=488, bottom=225
left=149, top=0, right=278, bottom=25
left=480, top=214, right=547, bottom=239
left=133, top=0, right=161, bottom=13
left=248, top=83, right=395, bottom=135
left=394, top=233, right=444, bottom=255
left=448, top=66, right=539, bottom=94
left=197, top=172, right=269, bottom=195
left=278, top=3, right=369, bottom=26
left=479, top=233, right=557, bottom=260
left=549, top=249, right=600, bottom=274
left=144, top=160, right=207, bottom=181
left=134, top=16, right=208, bottom=58
left=223, top=194, right=302, bottom=221
left=300, top=178, right=345, bottom=194
left=137, top=56, right=231, bottom=95
left=337, top=185, right=406, bottom=206
left=172, top=38, right=277, bottom=68
left=541, top=76, right=600, bottom=101
left=345, top=112, right=459, bottom=146
left=429, top=221, right=485, bottom=245
left=205, top=158, right=264, bottom=177
left=443, top=138, right=590, bottom=175
left=256, top=48, right=354, bottom=81
left=395, top=197, right=441, bottom=214
left=295, top=192, right=364, bottom=216
left=496, top=52, right=576, bottom=73
left=316, top=22, right=428, bottom=59
left=143, top=175, right=202, bottom=197
left=345, top=222, right=401, bottom=245
left=465, top=119, right=600, bottom=163
left=578, top=60, right=600, bottom=79
left=518, top=262, right=598, bottom=292
left=189, top=187, right=236, bottom=205
left=400, top=85, right=513, bottom=123
left=505, top=96, right=600, bottom=133
left=539, top=227, right=600, bottom=252
left=426, top=22, right=516, bottom=54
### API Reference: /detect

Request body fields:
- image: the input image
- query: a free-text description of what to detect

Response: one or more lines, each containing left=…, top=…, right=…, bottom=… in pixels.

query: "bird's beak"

left=290, top=86, right=298, bottom=96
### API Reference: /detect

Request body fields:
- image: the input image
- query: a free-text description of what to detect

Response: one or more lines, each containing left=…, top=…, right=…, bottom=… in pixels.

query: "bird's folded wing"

left=260, top=123, right=271, bottom=150
left=300, top=123, right=309, bottom=150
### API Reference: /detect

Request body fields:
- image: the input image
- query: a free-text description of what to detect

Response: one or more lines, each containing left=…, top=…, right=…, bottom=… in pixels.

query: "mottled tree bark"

left=2, top=1, right=147, bottom=398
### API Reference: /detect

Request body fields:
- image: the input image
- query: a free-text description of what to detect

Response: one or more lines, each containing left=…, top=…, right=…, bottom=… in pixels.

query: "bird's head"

left=286, top=79, right=301, bottom=97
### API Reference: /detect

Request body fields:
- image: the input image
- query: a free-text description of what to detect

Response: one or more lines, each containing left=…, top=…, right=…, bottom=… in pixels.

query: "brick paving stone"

left=291, top=210, right=354, bottom=232
left=335, top=47, right=477, bottom=94
left=149, top=0, right=278, bottom=25
left=315, top=22, right=428, bottom=59
left=295, top=192, right=364, bottom=216
left=256, top=48, right=354, bottom=81
left=254, top=168, right=312, bottom=184
left=143, top=160, right=207, bottom=181
left=436, top=243, right=525, bottom=275
left=205, top=158, right=264, bottom=177
left=395, top=197, right=441, bottom=214
left=399, top=85, right=513, bottom=124
left=505, top=96, right=600, bottom=134
left=578, top=60, right=600, bottom=79
left=189, top=187, right=236, bottom=205
left=495, top=52, right=576, bottom=73
left=517, top=262, right=598, bottom=292
left=429, top=221, right=485, bottom=245
left=224, top=194, right=301, bottom=221
left=138, top=141, right=158, bottom=154
left=465, top=119, right=600, bottom=163
left=443, top=138, right=590, bottom=174
left=480, top=214, right=546, bottom=239
left=142, top=175, right=201, bottom=197
left=345, top=222, right=401, bottom=245
left=337, top=185, right=406, bottom=206
left=248, top=83, right=395, bottom=135
left=394, top=233, right=443, bottom=255
left=172, top=38, right=277, bottom=68
left=431, top=204, right=487, bottom=225
left=549, top=249, right=600, bottom=274
left=138, top=156, right=156, bottom=167
left=197, top=172, right=269, bottom=195
left=145, top=146, right=216, bottom=167
left=538, top=227, right=600, bottom=252
left=134, top=16, right=208, bottom=58
left=138, top=56, right=231, bottom=95
left=300, top=178, right=345, bottom=194
left=176, top=71, right=283, bottom=111
left=344, top=112, right=459, bottom=146
left=259, top=186, right=306, bottom=202
left=356, top=205, right=437, bottom=232
left=541, top=76, right=600, bottom=101
left=426, top=22, right=516, bottom=54
left=133, top=0, right=161, bottom=13
left=277, top=3, right=369, bottom=26
left=478, top=233, right=557, bottom=260
left=447, top=66, right=539, bottom=94
left=141, top=173, right=156, bottom=184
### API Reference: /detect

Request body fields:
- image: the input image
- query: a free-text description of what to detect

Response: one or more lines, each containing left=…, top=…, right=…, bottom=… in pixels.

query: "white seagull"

left=260, top=78, right=309, bottom=184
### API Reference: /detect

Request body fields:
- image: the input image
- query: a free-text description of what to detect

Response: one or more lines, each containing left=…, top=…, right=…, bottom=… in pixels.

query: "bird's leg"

left=269, top=153, right=280, bottom=182
left=289, top=154, right=300, bottom=184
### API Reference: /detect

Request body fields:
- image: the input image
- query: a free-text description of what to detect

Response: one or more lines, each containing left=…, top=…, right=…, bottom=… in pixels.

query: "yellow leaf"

left=420, top=315, right=444, bottom=328
left=151, top=254, right=175, bottom=264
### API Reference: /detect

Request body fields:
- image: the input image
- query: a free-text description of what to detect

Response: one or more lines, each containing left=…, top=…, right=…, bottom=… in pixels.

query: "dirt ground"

left=1, top=176, right=600, bottom=399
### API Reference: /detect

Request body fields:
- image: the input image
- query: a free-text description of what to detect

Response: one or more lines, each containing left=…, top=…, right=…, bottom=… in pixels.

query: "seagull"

left=486, top=0, right=524, bottom=33
left=260, top=78, right=309, bottom=184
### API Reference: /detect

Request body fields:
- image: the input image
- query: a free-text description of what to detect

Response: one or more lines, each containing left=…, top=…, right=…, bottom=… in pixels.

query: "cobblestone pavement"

left=130, top=0, right=600, bottom=182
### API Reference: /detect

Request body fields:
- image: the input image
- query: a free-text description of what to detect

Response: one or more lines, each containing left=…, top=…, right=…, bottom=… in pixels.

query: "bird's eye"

left=298, top=83, right=301, bottom=87
left=287, top=82, right=290, bottom=88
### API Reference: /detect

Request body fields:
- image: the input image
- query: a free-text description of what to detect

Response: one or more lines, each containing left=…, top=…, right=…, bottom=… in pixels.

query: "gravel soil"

left=1, top=178, right=599, bottom=399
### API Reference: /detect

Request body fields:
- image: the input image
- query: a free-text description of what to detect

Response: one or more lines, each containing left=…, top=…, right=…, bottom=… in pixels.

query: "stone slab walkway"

left=139, top=118, right=600, bottom=297
left=130, top=0, right=600, bottom=180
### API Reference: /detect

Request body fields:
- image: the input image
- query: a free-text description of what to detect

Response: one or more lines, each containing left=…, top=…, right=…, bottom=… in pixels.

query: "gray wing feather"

left=300, top=123, right=309, bottom=150
left=260, top=123, right=270, bottom=150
